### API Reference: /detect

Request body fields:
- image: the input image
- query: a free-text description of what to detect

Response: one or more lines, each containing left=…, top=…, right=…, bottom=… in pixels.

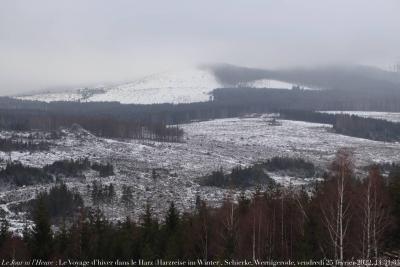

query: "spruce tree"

left=0, top=218, right=10, bottom=247
left=31, top=195, right=53, bottom=259
left=165, top=202, right=179, bottom=232
left=140, top=203, right=158, bottom=260
left=163, top=202, right=181, bottom=259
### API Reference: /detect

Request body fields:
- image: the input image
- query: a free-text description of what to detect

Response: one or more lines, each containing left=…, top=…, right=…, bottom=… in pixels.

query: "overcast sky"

left=1, top=0, right=400, bottom=95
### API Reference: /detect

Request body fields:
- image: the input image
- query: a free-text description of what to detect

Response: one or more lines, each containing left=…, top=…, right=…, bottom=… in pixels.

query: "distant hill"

left=209, top=63, right=400, bottom=94
left=12, top=63, right=400, bottom=104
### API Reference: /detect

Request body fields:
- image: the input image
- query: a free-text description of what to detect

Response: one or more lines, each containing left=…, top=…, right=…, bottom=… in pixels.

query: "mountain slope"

left=16, top=68, right=222, bottom=104
left=88, top=68, right=220, bottom=104
left=14, top=66, right=315, bottom=104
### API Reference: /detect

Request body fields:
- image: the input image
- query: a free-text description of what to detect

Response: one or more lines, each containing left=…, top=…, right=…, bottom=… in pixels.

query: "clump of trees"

left=120, top=185, right=134, bottom=210
left=201, top=165, right=275, bottom=188
left=256, top=156, right=316, bottom=177
left=0, top=162, right=52, bottom=186
left=91, top=162, right=114, bottom=177
left=45, top=158, right=114, bottom=178
left=44, top=158, right=91, bottom=177
left=0, top=159, right=114, bottom=186
left=28, top=183, right=84, bottom=222
left=202, top=157, right=315, bottom=188
left=90, top=181, right=116, bottom=205
left=0, top=138, right=50, bottom=152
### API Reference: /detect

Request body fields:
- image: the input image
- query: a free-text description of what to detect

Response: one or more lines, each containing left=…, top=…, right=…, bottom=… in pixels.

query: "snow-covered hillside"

left=16, top=68, right=221, bottom=104
left=15, top=67, right=317, bottom=104
left=89, top=68, right=221, bottom=104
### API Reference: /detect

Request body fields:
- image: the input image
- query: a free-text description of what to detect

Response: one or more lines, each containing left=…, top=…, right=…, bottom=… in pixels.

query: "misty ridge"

left=210, top=63, right=400, bottom=93
left=10, top=62, right=400, bottom=96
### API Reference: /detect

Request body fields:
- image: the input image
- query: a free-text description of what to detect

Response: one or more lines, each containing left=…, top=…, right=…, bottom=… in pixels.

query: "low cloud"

left=1, top=0, right=399, bottom=95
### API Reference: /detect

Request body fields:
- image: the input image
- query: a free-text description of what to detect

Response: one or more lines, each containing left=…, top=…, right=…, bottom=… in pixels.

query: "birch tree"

left=359, top=167, right=391, bottom=259
left=320, top=148, right=354, bottom=262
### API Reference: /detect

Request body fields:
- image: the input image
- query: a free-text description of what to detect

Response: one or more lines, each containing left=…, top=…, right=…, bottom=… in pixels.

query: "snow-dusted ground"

left=320, top=111, right=400, bottom=123
left=1, top=114, right=400, bottom=231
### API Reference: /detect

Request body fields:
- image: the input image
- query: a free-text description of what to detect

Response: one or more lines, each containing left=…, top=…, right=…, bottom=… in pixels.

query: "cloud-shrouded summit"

left=1, top=0, right=400, bottom=95
left=15, top=64, right=400, bottom=104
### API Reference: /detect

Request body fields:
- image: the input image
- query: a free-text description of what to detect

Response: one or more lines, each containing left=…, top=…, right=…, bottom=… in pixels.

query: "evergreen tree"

left=31, top=195, right=53, bottom=259
left=54, top=220, right=69, bottom=258
left=0, top=218, right=10, bottom=247
left=140, top=203, right=159, bottom=260
left=107, top=183, right=116, bottom=204
left=165, top=202, right=179, bottom=233
left=121, top=185, right=134, bottom=209
left=163, top=202, right=181, bottom=259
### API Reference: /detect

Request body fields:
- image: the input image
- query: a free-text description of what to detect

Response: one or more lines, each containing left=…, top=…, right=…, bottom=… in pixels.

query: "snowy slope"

left=16, top=68, right=222, bottom=104
left=239, top=79, right=317, bottom=90
left=88, top=68, right=221, bottom=104
left=17, top=91, right=84, bottom=102
left=15, top=67, right=318, bottom=104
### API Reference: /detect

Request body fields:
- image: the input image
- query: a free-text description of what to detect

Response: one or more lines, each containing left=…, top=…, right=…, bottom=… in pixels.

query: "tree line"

left=213, top=87, right=400, bottom=112
left=280, top=110, right=400, bottom=142
left=201, top=157, right=316, bottom=188
left=0, top=108, right=184, bottom=142
left=3, top=90, right=400, bottom=143
left=0, top=159, right=114, bottom=186
left=2, top=88, right=400, bottom=143
left=1, top=150, right=400, bottom=262
left=200, top=165, right=275, bottom=188
left=0, top=138, right=50, bottom=152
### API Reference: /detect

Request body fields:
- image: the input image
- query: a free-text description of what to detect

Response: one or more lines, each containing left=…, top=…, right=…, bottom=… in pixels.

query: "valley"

left=1, top=113, right=399, bottom=233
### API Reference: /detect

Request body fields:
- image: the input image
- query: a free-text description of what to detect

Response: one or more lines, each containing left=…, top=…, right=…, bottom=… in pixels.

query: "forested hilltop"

left=1, top=150, right=400, bottom=262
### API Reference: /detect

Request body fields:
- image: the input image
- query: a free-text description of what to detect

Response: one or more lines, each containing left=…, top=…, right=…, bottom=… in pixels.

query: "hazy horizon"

left=1, top=0, right=400, bottom=95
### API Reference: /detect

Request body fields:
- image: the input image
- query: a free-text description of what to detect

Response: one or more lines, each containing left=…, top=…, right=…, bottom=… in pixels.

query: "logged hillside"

left=2, top=151, right=400, bottom=261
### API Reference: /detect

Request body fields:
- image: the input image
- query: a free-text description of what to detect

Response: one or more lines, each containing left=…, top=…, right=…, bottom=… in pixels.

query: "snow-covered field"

left=1, top=114, right=400, bottom=231
left=15, top=67, right=317, bottom=104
